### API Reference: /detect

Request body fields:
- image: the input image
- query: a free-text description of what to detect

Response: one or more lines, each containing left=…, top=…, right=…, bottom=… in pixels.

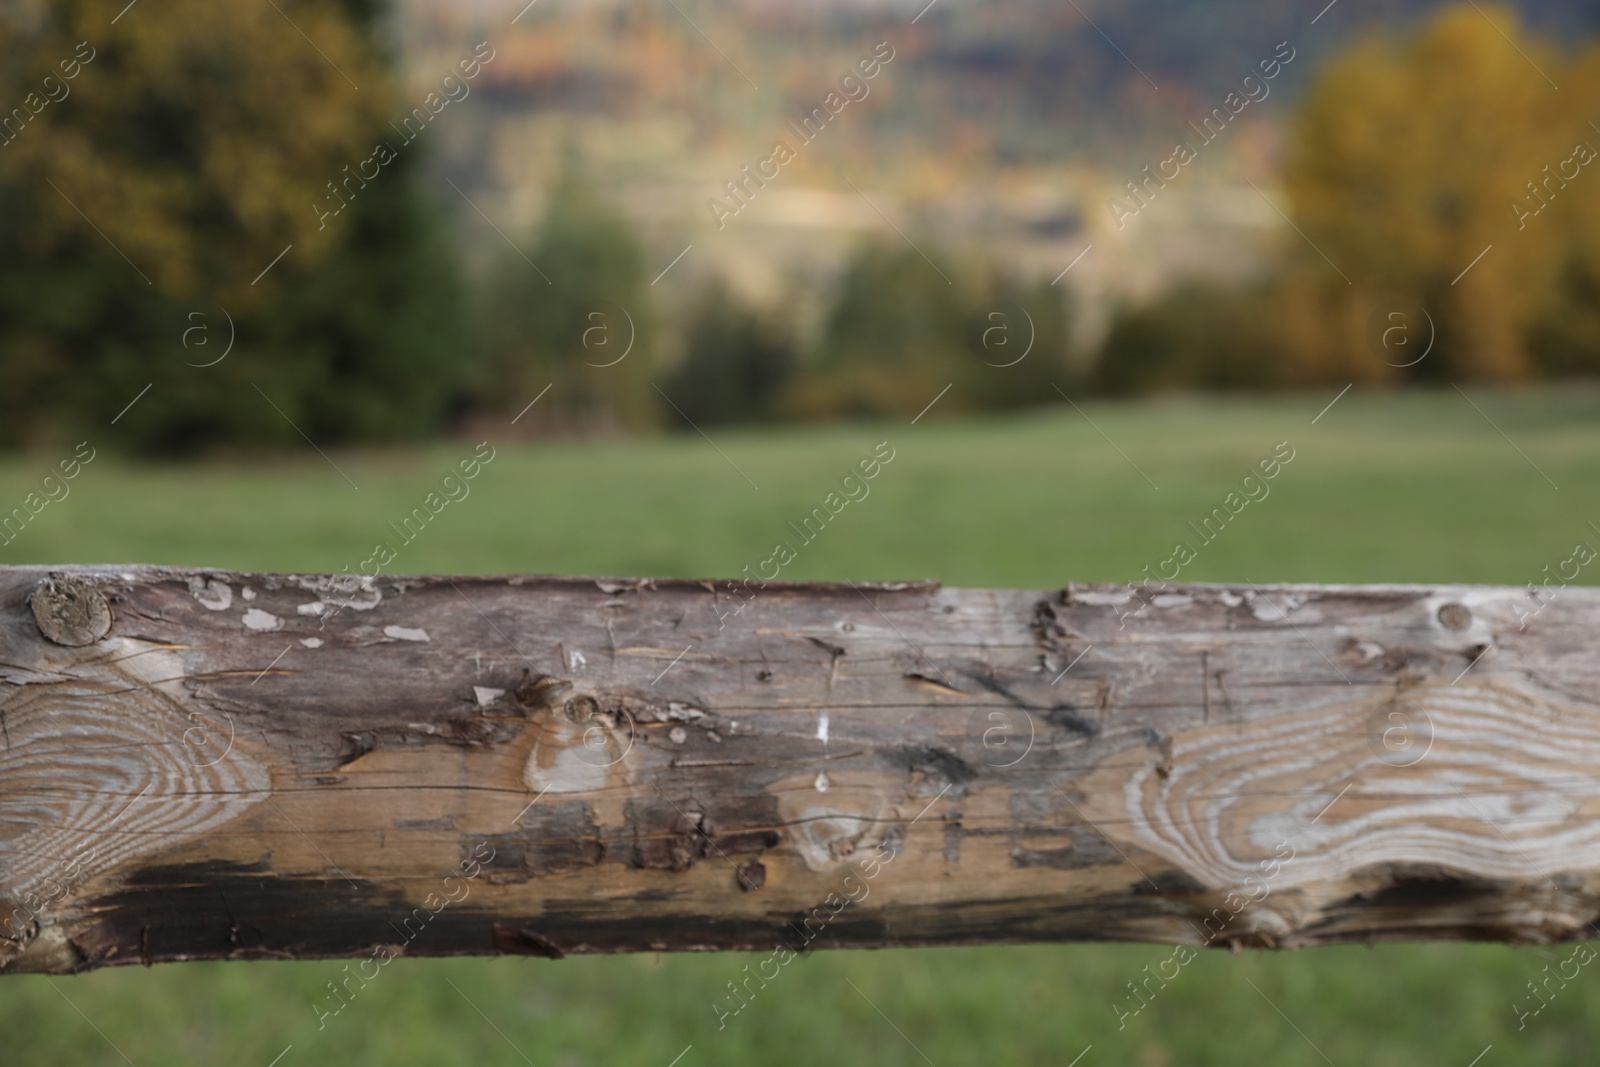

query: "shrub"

left=661, top=280, right=793, bottom=427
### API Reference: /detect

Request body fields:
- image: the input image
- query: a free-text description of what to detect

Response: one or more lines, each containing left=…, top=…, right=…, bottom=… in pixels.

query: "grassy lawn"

left=3, top=386, right=1599, bottom=1066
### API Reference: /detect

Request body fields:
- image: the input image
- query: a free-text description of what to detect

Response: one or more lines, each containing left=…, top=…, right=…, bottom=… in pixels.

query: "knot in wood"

left=30, top=575, right=112, bottom=646
left=1437, top=602, right=1472, bottom=631
left=563, top=694, right=605, bottom=726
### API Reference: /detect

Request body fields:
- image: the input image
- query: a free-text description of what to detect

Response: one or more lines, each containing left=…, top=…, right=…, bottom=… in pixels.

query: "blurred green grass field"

left=4, top=387, right=1600, bottom=1066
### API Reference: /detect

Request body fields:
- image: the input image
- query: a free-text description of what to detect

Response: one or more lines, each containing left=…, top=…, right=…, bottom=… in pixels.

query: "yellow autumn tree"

left=1283, top=3, right=1583, bottom=382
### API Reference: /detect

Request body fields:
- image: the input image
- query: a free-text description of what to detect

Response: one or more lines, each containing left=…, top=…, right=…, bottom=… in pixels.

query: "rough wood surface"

left=2, top=564, right=1598, bottom=975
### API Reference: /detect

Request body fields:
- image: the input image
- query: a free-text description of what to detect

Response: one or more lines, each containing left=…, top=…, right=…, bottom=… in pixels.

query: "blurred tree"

left=1091, top=282, right=1287, bottom=395
left=0, top=0, right=467, bottom=451
left=1283, top=3, right=1575, bottom=383
left=1530, top=259, right=1600, bottom=376
left=797, top=241, right=969, bottom=419
left=794, top=240, right=1073, bottom=418
left=661, top=279, right=792, bottom=426
left=1528, top=46, right=1600, bottom=377
left=962, top=275, right=1076, bottom=409
left=484, top=167, right=657, bottom=430
left=258, top=163, right=467, bottom=447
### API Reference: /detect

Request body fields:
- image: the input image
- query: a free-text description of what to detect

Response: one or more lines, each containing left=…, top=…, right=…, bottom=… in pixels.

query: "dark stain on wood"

left=73, top=860, right=381, bottom=969
left=735, top=861, right=766, bottom=891
left=897, top=744, right=978, bottom=788
left=481, top=803, right=605, bottom=878
left=969, top=671, right=1099, bottom=739
left=490, top=922, right=566, bottom=958
left=1044, top=703, right=1100, bottom=737
left=626, top=797, right=708, bottom=871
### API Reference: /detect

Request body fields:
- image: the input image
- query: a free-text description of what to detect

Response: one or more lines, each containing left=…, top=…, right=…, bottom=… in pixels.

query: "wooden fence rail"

left=1, top=565, right=1596, bottom=975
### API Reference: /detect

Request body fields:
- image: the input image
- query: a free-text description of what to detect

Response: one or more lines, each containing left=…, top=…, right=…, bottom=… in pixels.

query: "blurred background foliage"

left=0, top=0, right=1597, bottom=449
left=481, top=162, right=659, bottom=431
left=0, top=0, right=466, bottom=452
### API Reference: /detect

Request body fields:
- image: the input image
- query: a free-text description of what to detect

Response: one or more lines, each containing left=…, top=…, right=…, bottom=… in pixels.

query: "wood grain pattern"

left=2, top=565, right=1598, bottom=974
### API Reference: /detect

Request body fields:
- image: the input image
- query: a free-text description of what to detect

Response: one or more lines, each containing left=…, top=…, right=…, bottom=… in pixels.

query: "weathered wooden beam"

left=1, top=565, right=1597, bottom=975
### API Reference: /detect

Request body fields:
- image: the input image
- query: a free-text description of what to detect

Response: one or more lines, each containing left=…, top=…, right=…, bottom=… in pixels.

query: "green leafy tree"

left=795, top=240, right=1072, bottom=417
left=484, top=169, right=657, bottom=430
left=796, top=241, right=970, bottom=418
left=1091, top=282, right=1286, bottom=395
left=963, top=276, right=1076, bottom=410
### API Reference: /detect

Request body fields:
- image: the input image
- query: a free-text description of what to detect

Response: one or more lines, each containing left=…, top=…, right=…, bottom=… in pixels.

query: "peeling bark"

left=1, top=565, right=1598, bottom=974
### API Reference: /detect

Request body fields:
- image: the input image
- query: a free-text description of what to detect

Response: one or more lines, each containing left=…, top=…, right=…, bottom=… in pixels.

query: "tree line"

left=1, top=2, right=1596, bottom=453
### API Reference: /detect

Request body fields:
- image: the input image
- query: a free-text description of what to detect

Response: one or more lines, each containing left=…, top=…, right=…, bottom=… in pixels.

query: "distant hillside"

left=409, top=0, right=1599, bottom=167
left=396, top=0, right=1600, bottom=320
